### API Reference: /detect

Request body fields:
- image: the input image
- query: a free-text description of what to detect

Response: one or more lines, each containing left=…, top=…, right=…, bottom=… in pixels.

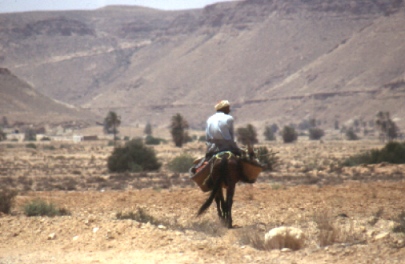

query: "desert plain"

left=1, top=136, right=405, bottom=264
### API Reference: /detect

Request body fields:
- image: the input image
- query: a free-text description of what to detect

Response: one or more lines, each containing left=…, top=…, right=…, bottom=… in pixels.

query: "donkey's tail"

left=197, top=155, right=227, bottom=216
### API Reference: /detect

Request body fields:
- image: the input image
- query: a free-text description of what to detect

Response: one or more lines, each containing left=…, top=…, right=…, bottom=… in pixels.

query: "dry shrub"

left=369, top=208, right=384, bottom=226
left=23, top=199, right=70, bottom=217
left=393, top=211, right=405, bottom=233
left=314, top=210, right=364, bottom=247
left=167, top=154, right=195, bottom=173
left=314, top=211, right=338, bottom=247
left=238, top=227, right=268, bottom=250
left=117, top=208, right=165, bottom=225
left=117, top=208, right=184, bottom=231
left=189, top=219, right=226, bottom=237
left=0, top=188, right=18, bottom=214
left=63, top=177, right=78, bottom=191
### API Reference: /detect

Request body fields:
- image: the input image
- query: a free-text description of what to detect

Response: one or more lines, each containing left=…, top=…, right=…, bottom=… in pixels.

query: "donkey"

left=197, top=145, right=257, bottom=228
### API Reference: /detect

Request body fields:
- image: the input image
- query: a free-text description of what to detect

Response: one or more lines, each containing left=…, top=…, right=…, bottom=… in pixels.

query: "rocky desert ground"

left=1, top=138, right=405, bottom=264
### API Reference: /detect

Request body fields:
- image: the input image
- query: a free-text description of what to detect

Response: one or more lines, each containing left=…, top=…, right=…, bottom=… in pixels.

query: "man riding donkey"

left=205, top=100, right=241, bottom=158
left=191, top=100, right=241, bottom=174
left=190, top=100, right=263, bottom=227
left=191, top=100, right=259, bottom=183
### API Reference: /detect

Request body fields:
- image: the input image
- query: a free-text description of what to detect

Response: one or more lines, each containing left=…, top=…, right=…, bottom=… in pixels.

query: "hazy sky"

left=0, top=0, right=235, bottom=13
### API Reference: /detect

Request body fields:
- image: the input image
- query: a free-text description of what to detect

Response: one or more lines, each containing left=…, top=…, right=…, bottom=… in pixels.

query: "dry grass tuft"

left=314, top=211, right=338, bottom=247
left=116, top=208, right=161, bottom=225
left=0, top=188, right=18, bottom=214
left=189, top=219, right=227, bottom=237
left=314, top=210, right=365, bottom=247
left=238, top=227, right=269, bottom=250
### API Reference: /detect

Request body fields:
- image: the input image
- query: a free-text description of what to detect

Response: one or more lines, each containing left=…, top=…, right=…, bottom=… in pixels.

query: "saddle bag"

left=189, top=155, right=263, bottom=192
left=189, top=158, right=215, bottom=192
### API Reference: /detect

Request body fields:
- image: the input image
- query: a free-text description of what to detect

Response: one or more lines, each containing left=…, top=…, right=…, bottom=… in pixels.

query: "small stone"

left=158, top=225, right=167, bottom=230
left=48, top=233, right=56, bottom=240
left=73, top=235, right=79, bottom=241
left=93, top=227, right=99, bottom=233
left=281, top=248, right=292, bottom=252
left=375, top=232, right=390, bottom=240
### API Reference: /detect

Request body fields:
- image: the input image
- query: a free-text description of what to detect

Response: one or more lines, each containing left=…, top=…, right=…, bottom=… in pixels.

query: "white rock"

left=93, top=227, right=99, bottom=233
left=264, top=226, right=305, bottom=250
left=48, top=233, right=56, bottom=240
left=375, top=232, right=390, bottom=240
left=158, top=224, right=167, bottom=230
left=72, top=235, right=79, bottom=241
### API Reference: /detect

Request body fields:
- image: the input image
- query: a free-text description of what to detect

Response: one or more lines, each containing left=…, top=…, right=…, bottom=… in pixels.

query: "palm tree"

left=170, top=113, right=189, bottom=147
left=103, top=111, right=121, bottom=146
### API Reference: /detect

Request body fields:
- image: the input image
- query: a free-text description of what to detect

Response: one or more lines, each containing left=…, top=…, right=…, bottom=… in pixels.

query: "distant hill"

left=0, top=68, right=96, bottom=125
left=0, top=0, right=404, bottom=132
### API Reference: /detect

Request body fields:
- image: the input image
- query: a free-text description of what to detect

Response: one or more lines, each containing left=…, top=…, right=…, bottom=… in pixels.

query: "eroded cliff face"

left=0, top=67, right=96, bottom=125
left=0, top=1, right=404, bottom=129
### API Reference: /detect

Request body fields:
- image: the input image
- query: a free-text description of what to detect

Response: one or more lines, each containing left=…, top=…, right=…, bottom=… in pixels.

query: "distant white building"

left=73, top=135, right=83, bottom=143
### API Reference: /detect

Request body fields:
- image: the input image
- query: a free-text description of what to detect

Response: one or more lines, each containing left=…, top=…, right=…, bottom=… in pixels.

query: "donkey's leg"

left=215, top=189, right=225, bottom=219
left=225, top=184, right=235, bottom=228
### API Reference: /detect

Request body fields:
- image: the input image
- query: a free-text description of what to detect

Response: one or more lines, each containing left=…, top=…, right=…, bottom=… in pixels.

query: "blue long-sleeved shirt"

left=206, top=112, right=235, bottom=142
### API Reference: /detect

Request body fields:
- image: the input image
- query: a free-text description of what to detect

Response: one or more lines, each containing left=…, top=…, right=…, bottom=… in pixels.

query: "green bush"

left=281, top=126, right=298, bottom=143
left=107, top=138, right=161, bottom=172
left=116, top=208, right=159, bottom=224
left=342, top=141, right=405, bottom=166
left=263, top=126, right=276, bottom=141
left=23, top=199, right=70, bottom=217
left=0, top=188, right=17, bottom=214
left=43, top=145, right=56, bottom=151
left=170, top=113, right=189, bottom=147
left=168, top=154, right=195, bottom=173
left=237, top=124, right=258, bottom=145
left=24, top=128, right=36, bottom=141
left=145, top=135, right=163, bottom=145
left=346, top=128, right=359, bottom=140
left=256, top=146, right=278, bottom=171
left=26, top=143, right=37, bottom=149
left=309, top=127, right=325, bottom=140
left=0, top=128, right=6, bottom=141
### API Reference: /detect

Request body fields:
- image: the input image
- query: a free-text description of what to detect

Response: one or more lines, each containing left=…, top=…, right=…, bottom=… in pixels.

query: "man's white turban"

left=215, top=100, right=230, bottom=111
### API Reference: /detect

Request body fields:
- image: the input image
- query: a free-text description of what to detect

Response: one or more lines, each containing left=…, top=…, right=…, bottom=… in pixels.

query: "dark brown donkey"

left=197, top=146, right=258, bottom=228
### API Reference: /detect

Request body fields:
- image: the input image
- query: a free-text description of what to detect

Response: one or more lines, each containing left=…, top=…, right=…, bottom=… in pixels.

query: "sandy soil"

left=1, top=140, right=405, bottom=264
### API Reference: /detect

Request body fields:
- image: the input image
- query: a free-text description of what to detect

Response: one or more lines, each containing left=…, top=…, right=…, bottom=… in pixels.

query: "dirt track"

left=1, top=140, right=405, bottom=263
